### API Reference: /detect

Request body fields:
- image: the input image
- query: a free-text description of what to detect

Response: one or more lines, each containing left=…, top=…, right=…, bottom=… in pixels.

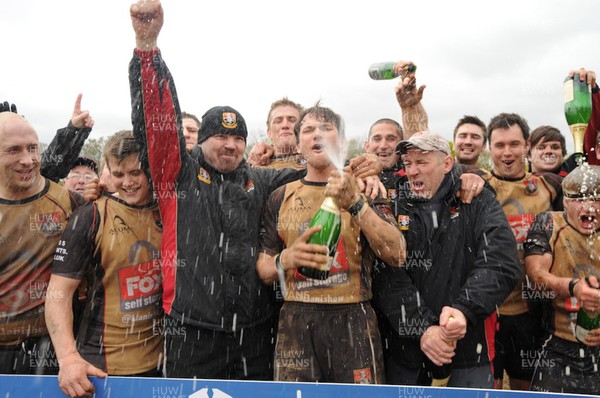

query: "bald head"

left=0, top=112, right=44, bottom=200
left=0, top=112, right=37, bottom=138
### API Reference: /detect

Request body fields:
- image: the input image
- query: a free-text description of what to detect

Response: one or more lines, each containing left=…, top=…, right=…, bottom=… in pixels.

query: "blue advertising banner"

left=0, top=375, right=594, bottom=398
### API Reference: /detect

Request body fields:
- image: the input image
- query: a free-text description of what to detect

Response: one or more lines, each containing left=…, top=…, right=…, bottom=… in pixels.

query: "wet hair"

left=563, top=164, right=600, bottom=197
left=368, top=118, right=403, bottom=140
left=181, top=112, right=201, bottom=129
left=487, top=113, right=530, bottom=143
left=103, top=130, right=140, bottom=170
left=294, top=101, right=345, bottom=140
left=453, top=115, right=487, bottom=145
left=528, top=126, right=567, bottom=157
left=266, top=98, right=303, bottom=127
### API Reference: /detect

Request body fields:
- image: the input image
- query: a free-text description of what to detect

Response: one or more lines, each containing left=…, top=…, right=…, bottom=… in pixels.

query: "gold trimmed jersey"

left=0, top=180, right=82, bottom=345
left=260, top=179, right=396, bottom=304
left=524, top=211, right=600, bottom=342
left=481, top=170, right=562, bottom=315
left=52, top=194, right=163, bottom=375
left=254, top=153, right=307, bottom=171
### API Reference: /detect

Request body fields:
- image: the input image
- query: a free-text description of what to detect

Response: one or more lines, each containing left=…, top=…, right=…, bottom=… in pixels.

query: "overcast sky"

left=2, top=0, right=599, bottom=154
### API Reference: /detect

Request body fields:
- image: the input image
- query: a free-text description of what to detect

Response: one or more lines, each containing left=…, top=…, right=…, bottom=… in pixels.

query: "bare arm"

left=394, top=61, right=428, bottom=138
left=525, top=252, right=570, bottom=297
left=326, top=167, right=406, bottom=267
left=45, top=275, right=106, bottom=397
left=257, top=226, right=328, bottom=285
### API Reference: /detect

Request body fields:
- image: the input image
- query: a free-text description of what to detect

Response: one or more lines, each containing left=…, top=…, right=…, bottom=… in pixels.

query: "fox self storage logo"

left=118, top=261, right=161, bottom=312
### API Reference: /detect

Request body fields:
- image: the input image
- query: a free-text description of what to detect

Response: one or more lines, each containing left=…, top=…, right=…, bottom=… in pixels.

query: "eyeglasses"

left=66, top=173, right=96, bottom=181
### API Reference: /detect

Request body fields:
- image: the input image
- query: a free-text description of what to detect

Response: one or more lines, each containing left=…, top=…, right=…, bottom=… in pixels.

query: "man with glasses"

left=63, top=156, right=98, bottom=195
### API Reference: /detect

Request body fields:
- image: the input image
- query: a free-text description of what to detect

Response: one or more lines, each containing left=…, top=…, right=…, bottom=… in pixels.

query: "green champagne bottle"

left=297, top=197, right=341, bottom=280
left=368, top=62, right=416, bottom=80
left=575, top=279, right=600, bottom=343
left=564, top=73, right=592, bottom=155
left=576, top=308, right=600, bottom=343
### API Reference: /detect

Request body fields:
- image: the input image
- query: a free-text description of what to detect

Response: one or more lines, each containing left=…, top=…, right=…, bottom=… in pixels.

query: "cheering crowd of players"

left=1, top=0, right=600, bottom=396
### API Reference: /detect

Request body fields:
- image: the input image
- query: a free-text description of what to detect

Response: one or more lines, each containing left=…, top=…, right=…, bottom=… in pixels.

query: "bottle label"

left=564, top=79, right=574, bottom=103
left=575, top=324, right=590, bottom=343
left=317, top=255, right=334, bottom=271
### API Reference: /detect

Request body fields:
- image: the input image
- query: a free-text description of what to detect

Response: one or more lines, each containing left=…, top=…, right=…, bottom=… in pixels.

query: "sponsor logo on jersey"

left=118, top=261, right=161, bottom=312
left=506, top=214, right=536, bottom=242
left=353, top=368, right=373, bottom=384
left=109, top=215, right=134, bottom=235
left=293, top=237, right=350, bottom=291
left=564, top=296, right=580, bottom=312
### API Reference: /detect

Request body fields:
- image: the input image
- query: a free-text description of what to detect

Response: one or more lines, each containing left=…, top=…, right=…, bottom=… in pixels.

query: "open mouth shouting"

left=579, top=213, right=598, bottom=231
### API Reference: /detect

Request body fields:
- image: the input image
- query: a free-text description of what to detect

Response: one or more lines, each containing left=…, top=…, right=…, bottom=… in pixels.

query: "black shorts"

left=165, top=315, right=274, bottom=380
left=493, top=312, right=543, bottom=381
left=275, top=301, right=384, bottom=384
left=0, top=335, right=58, bottom=375
left=530, top=334, right=600, bottom=395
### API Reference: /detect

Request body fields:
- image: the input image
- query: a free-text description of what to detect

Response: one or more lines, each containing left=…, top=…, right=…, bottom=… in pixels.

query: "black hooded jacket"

left=129, top=48, right=304, bottom=331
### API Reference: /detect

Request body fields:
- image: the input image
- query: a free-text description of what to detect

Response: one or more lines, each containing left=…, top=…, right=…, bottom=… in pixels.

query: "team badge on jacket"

left=198, top=167, right=211, bottom=184
left=221, top=112, right=238, bottom=129
left=450, top=206, right=460, bottom=219
left=387, top=189, right=398, bottom=202
left=244, top=180, right=255, bottom=193
left=398, top=215, right=410, bottom=231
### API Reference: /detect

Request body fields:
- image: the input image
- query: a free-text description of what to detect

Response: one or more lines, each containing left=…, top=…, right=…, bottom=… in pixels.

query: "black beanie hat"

left=197, top=106, right=248, bottom=144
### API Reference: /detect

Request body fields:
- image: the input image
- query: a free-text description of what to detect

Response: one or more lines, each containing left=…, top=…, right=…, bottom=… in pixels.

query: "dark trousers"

left=165, top=315, right=274, bottom=380
left=0, top=335, right=58, bottom=375
left=530, top=334, right=600, bottom=395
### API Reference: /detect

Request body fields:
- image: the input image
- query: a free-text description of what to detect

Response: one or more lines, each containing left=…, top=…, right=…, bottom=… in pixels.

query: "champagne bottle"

left=564, top=73, right=592, bottom=156
left=368, top=62, right=416, bottom=80
left=575, top=279, right=600, bottom=343
left=429, top=315, right=455, bottom=387
left=430, top=364, right=451, bottom=387
left=297, top=197, right=341, bottom=280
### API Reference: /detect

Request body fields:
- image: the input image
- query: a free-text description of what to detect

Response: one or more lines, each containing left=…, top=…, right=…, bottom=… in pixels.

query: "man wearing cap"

left=62, top=156, right=99, bottom=195
left=128, top=2, right=309, bottom=380
left=372, top=132, right=520, bottom=387
left=524, top=164, right=600, bottom=395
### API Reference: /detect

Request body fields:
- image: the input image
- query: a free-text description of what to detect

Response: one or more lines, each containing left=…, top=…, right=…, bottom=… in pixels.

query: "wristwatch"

left=348, top=196, right=367, bottom=217
left=568, top=278, right=580, bottom=297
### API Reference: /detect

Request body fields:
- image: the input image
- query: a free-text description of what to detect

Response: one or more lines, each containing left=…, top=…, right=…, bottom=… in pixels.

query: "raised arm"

left=394, top=61, right=428, bottom=138
left=129, top=0, right=187, bottom=193
left=41, top=94, right=94, bottom=182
